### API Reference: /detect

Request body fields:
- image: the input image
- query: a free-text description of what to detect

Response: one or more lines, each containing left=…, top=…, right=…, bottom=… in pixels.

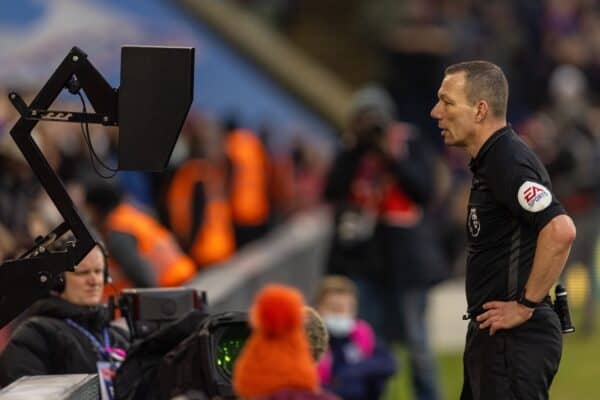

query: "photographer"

left=324, top=86, right=446, bottom=400
left=0, top=245, right=129, bottom=388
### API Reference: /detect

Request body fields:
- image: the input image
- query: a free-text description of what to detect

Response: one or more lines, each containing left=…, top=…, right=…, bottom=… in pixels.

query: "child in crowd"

left=315, top=275, right=397, bottom=400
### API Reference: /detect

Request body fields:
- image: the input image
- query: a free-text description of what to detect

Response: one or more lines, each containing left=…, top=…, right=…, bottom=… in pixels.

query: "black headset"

left=54, top=241, right=111, bottom=293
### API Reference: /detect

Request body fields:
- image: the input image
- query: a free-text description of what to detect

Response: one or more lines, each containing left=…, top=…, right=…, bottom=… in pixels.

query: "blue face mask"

left=324, top=314, right=355, bottom=337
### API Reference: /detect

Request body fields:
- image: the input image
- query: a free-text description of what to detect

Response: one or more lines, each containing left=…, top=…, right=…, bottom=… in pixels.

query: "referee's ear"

left=475, top=100, right=489, bottom=123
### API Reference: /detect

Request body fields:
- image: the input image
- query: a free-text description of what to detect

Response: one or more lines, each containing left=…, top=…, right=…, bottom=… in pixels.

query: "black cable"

left=77, top=92, right=118, bottom=178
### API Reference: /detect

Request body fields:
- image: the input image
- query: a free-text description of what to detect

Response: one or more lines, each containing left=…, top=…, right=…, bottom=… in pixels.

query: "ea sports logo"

left=517, top=181, right=552, bottom=212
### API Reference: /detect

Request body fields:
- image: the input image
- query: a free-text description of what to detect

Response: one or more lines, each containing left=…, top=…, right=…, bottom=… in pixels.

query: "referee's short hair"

left=445, top=60, right=509, bottom=118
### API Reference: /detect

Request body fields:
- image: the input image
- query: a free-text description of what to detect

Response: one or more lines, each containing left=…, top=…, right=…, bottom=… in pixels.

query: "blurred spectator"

left=0, top=246, right=129, bottom=387
left=85, top=183, right=196, bottom=292
left=0, top=224, right=16, bottom=262
left=165, top=115, right=236, bottom=268
left=225, top=128, right=272, bottom=247
left=362, top=0, right=454, bottom=147
left=0, top=133, right=38, bottom=250
left=324, top=86, right=446, bottom=400
left=271, top=135, right=328, bottom=217
left=233, top=284, right=338, bottom=400
left=315, top=275, right=396, bottom=400
left=167, top=158, right=236, bottom=268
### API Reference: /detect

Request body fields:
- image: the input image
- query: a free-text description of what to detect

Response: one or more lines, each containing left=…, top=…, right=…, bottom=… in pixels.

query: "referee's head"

left=444, top=61, right=508, bottom=120
left=431, top=60, right=508, bottom=152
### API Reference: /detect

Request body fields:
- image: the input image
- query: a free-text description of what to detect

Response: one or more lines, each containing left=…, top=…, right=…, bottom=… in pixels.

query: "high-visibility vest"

left=105, top=203, right=197, bottom=291
left=225, top=129, right=270, bottom=226
left=167, top=159, right=236, bottom=266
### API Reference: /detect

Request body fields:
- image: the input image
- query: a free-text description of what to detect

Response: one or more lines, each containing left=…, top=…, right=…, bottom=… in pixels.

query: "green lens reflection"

left=215, top=324, right=250, bottom=378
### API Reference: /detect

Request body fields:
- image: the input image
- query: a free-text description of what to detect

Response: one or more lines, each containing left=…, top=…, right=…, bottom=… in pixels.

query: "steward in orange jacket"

left=166, top=158, right=236, bottom=267
left=85, top=184, right=196, bottom=293
left=225, top=129, right=271, bottom=246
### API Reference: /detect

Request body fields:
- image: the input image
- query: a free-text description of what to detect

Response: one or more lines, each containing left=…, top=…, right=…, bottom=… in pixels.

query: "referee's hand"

left=476, top=301, right=534, bottom=335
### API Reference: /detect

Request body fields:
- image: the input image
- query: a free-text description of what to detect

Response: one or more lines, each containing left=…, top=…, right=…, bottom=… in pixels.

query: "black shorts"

left=460, top=304, right=562, bottom=400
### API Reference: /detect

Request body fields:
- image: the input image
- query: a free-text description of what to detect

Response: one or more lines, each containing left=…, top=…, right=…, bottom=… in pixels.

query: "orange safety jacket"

left=105, top=202, right=197, bottom=291
left=167, top=159, right=236, bottom=266
left=225, top=129, right=270, bottom=226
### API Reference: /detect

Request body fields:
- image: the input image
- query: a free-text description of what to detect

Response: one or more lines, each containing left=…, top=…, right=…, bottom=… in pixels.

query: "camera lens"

left=216, top=323, right=250, bottom=378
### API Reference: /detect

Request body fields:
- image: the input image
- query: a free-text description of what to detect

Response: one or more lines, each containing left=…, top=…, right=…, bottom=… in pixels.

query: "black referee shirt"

left=466, top=126, right=565, bottom=315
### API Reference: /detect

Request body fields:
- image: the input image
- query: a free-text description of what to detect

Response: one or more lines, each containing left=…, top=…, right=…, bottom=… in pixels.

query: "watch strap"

left=518, top=290, right=539, bottom=308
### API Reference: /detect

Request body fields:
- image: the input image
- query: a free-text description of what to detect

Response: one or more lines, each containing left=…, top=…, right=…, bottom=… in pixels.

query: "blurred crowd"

left=0, top=85, right=330, bottom=349
left=235, top=0, right=600, bottom=281
left=0, top=88, right=329, bottom=265
left=1, top=0, right=600, bottom=398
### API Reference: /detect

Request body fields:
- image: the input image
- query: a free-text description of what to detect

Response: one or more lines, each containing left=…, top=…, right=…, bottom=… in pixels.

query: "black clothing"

left=107, top=231, right=157, bottom=287
left=115, top=310, right=207, bottom=400
left=0, top=296, right=129, bottom=387
left=324, top=129, right=445, bottom=398
left=466, top=126, right=565, bottom=315
left=462, top=126, right=567, bottom=399
left=460, top=304, right=562, bottom=400
left=325, top=137, right=447, bottom=286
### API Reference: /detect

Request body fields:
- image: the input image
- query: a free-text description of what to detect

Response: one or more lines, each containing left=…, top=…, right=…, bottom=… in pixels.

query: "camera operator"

left=0, top=245, right=129, bottom=388
left=324, top=86, right=446, bottom=400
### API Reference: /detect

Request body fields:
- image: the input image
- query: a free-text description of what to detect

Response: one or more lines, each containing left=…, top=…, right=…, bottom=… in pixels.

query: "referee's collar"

left=469, top=125, right=511, bottom=171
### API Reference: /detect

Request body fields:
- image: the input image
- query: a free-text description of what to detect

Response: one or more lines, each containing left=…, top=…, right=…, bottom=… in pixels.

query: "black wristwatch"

left=517, top=289, right=539, bottom=308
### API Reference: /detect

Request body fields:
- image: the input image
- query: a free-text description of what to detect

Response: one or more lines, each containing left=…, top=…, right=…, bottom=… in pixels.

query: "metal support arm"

left=0, top=47, right=119, bottom=328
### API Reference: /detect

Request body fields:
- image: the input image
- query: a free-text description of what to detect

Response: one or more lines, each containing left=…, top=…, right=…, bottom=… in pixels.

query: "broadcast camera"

left=114, top=287, right=250, bottom=399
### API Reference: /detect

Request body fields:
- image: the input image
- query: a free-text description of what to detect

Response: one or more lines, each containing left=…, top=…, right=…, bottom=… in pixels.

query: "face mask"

left=324, top=314, right=355, bottom=337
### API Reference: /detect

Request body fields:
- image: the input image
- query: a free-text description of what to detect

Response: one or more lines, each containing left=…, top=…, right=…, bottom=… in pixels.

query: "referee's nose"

left=431, top=101, right=442, bottom=120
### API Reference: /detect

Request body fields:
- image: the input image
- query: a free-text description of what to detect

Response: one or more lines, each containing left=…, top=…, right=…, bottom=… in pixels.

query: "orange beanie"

left=233, top=284, right=318, bottom=398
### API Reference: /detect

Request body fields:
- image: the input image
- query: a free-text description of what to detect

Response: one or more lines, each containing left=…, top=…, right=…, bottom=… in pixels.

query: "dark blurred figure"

left=0, top=133, right=38, bottom=250
left=0, top=246, right=129, bottom=388
left=315, top=275, right=396, bottom=400
left=85, top=183, right=196, bottom=292
left=363, top=0, right=454, bottom=148
left=324, top=86, right=447, bottom=400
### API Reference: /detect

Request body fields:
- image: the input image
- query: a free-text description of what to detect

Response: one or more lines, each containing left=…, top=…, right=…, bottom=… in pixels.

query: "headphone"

left=54, top=241, right=111, bottom=293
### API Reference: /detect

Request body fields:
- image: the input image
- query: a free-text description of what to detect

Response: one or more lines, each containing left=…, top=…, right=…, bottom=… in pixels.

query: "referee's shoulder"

left=489, top=129, right=537, bottom=166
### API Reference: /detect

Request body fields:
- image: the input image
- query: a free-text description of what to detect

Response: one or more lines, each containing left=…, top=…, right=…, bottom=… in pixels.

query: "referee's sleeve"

left=489, top=155, right=565, bottom=233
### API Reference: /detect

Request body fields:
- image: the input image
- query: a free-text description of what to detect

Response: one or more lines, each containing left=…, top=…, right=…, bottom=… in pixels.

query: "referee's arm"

left=523, top=214, right=576, bottom=304
left=478, top=215, right=576, bottom=335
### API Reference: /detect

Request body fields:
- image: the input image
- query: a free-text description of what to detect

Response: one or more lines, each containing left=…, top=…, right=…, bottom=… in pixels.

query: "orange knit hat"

left=233, top=284, right=318, bottom=398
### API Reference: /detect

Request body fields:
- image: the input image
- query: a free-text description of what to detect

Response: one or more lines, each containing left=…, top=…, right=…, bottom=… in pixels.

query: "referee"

left=430, top=61, right=576, bottom=400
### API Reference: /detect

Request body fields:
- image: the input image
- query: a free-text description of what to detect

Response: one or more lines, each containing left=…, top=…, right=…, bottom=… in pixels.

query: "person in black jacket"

left=324, top=86, right=446, bottom=400
left=0, top=245, right=129, bottom=388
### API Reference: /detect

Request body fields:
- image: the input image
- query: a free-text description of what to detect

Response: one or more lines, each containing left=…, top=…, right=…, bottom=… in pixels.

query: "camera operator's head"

left=347, top=85, right=396, bottom=148
left=59, top=245, right=106, bottom=306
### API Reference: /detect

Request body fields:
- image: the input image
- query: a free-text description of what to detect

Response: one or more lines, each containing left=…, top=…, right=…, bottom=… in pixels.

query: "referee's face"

left=431, top=72, right=477, bottom=148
